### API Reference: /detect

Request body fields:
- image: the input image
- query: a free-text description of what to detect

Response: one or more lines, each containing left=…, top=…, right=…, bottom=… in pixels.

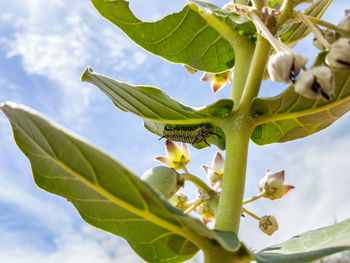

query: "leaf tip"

left=81, top=67, right=94, bottom=82
left=0, top=101, right=19, bottom=114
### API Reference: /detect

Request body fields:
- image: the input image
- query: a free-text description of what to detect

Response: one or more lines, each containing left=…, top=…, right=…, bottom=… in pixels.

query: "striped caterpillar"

left=159, top=123, right=221, bottom=146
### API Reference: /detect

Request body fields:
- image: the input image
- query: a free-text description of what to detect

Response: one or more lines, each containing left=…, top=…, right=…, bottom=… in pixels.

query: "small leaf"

left=0, top=102, right=248, bottom=262
left=278, top=0, right=332, bottom=44
left=251, top=59, right=350, bottom=145
left=82, top=67, right=233, bottom=125
left=91, top=0, right=235, bottom=73
left=254, top=218, right=350, bottom=263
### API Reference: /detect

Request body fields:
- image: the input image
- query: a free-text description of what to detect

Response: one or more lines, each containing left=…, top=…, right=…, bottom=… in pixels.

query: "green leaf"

left=268, top=0, right=283, bottom=9
left=143, top=119, right=226, bottom=150
left=82, top=67, right=230, bottom=149
left=91, top=0, right=235, bottom=73
left=278, top=0, right=333, bottom=44
left=0, top=102, right=248, bottom=262
left=187, top=0, right=256, bottom=35
left=254, top=218, right=350, bottom=263
left=251, top=61, right=350, bottom=145
left=82, top=67, right=233, bottom=124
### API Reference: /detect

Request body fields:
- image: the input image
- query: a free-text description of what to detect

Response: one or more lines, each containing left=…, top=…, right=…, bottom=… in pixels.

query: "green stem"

left=231, top=38, right=255, bottom=109
left=240, top=35, right=271, bottom=111
left=243, top=191, right=265, bottom=204
left=214, top=121, right=252, bottom=233
left=276, top=0, right=296, bottom=28
left=215, top=35, right=271, bottom=234
left=242, top=207, right=264, bottom=222
left=183, top=173, right=212, bottom=194
left=306, top=15, right=350, bottom=37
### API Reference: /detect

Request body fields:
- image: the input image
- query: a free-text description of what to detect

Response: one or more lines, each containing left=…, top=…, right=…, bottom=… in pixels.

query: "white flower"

left=294, top=66, right=335, bottom=101
left=326, top=38, right=350, bottom=70
left=268, top=52, right=308, bottom=83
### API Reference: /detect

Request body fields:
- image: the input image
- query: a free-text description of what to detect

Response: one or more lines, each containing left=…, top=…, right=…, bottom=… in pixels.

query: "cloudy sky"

left=0, top=0, right=348, bottom=262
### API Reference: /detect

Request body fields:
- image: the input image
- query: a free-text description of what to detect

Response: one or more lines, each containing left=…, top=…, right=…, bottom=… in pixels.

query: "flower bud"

left=155, top=141, right=190, bottom=170
left=338, top=9, right=350, bottom=31
left=294, top=66, right=335, bottom=101
left=141, top=166, right=183, bottom=199
left=196, top=190, right=219, bottom=224
left=200, top=70, right=232, bottom=93
left=325, top=38, right=350, bottom=70
left=201, top=152, right=225, bottom=190
left=313, top=29, right=337, bottom=51
left=259, top=215, right=279, bottom=235
left=259, top=169, right=294, bottom=200
left=268, top=52, right=308, bottom=83
left=169, top=190, right=191, bottom=211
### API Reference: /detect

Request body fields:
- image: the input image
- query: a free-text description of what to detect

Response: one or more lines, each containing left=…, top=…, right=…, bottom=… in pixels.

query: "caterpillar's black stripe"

left=159, top=123, right=221, bottom=147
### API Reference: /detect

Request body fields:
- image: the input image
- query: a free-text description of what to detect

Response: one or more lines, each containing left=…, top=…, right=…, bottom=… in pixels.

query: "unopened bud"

left=169, top=190, right=190, bottom=211
left=294, top=66, right=335, bottom=101
left=142, top=166, right=183, bottom=199
left=313, top=29, right=337, bottom=51
left=259, top=215, right=279, bottom=235
left=326, top=38, right=350, bottom=70
left=201, top=152, right=224, bottom=190
left=338, top=9, right=350, bottom=31
left=259, top=169, right=294, bottom=200
left=268, top=52, right=308, bottom=83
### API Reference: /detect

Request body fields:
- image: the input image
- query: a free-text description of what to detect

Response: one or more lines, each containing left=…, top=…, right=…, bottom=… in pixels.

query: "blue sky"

left=0, top=0, right=349, bottom=262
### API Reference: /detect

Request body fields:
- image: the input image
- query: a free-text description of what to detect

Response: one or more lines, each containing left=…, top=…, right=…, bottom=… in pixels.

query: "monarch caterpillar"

left=159, top=123, right=221, bottom=147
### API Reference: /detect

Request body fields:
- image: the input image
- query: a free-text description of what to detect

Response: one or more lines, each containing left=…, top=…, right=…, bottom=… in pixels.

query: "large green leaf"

left=82, top=67, right=229, bottom=148
left=0, top=102, right=250, bottom=262
left=91, top=0, right=235, bottom=73
left=254, top=218, right=350, bottom=263
left=278, top=0, right=333, bottom=44
left=251, top=67, right=350, bottom=145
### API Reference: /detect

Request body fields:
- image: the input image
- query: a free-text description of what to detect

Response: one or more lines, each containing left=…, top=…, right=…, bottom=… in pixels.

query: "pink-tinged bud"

left=259, top=215, right=279, bottom=235
left=155, top=141, right=190, bottom=170
left=141, top=166, right=183, bottom=200
left=201, top=152, right=225, bottom=190
left=200, top=70, right=232, bottom=93
left=259, top=169, right=294, bottom=200
left=326, top=38, right=350, bottom=70
left=294, top=66, right=335, bottom=101
left=338, top=9, right=350, bottom=31
left=169, top=190, right=191, bottom=211
left=268, top=52, right=308, bottom=83
left=183, top=64, right=198, bottom=75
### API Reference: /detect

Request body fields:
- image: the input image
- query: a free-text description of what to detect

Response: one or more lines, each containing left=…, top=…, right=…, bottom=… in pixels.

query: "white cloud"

left=0, top=225, right=144, bottom=263
left=0, top=0, right=148, bottom=126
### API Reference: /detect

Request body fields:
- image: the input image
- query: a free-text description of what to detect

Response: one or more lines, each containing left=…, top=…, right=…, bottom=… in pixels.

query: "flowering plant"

left=1, top=0, right=350, bottom=262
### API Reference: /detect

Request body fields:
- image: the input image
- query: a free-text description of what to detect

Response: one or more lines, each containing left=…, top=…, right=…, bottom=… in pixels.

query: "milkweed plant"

left=1, top=0, right=350, bottom=262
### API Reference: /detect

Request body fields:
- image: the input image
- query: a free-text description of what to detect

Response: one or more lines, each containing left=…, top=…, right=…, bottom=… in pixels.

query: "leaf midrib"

left=10, top=111, right=197, bottom=242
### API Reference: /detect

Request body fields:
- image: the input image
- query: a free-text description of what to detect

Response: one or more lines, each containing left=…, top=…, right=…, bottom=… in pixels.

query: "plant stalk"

left=231, top=38, right=255, bottom=109
left=215, top=34, right=271, bottom=234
